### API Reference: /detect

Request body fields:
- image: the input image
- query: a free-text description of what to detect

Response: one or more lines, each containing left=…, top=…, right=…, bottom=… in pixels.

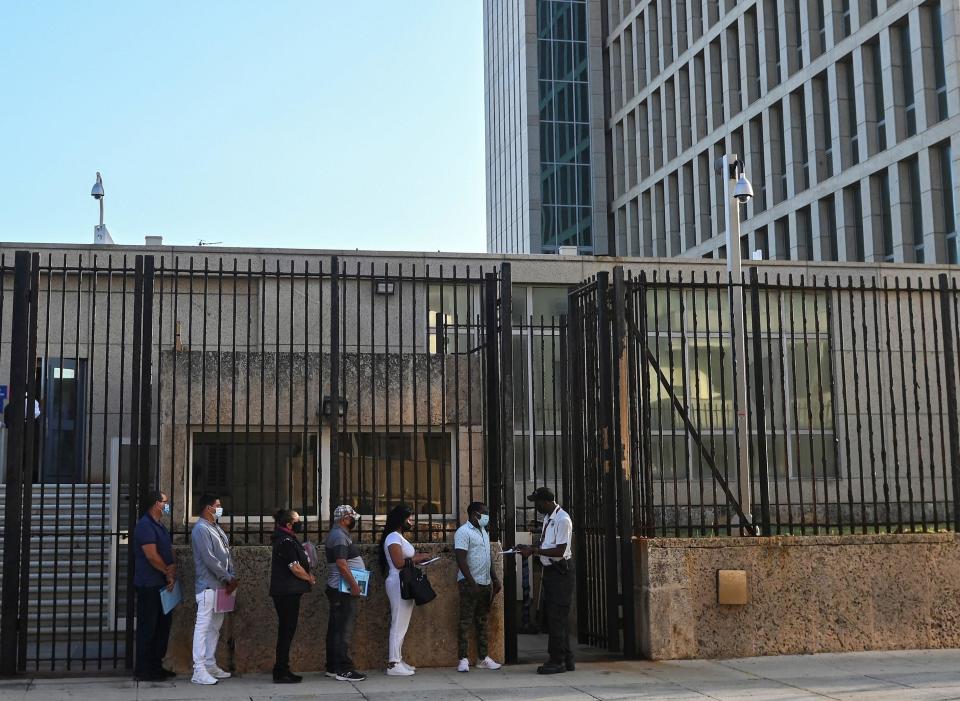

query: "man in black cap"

left=517, top=487, right=574, bottom=675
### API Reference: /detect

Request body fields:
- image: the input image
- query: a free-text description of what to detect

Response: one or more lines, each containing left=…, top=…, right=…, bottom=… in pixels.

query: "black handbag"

left=399, top=558, right=437, bottom=605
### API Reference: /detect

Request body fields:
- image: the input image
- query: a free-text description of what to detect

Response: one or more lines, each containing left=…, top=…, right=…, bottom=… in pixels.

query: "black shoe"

left=536, top=662, right=566, bottom=675
left=134, top=672, right=166, bottom=682
left=273, top=671, right=302, bottom=684
left=565, top=657, right=575, bottom=671
left=335, top=670, right=367, bottom=681
left=159, top=668, right=177, bottom=679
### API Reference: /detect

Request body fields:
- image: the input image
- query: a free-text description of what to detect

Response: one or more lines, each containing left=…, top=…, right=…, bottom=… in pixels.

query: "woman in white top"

left=378, top=504, right=431, bottom=676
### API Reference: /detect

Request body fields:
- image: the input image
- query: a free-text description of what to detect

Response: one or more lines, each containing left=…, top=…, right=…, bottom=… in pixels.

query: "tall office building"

left=485, top=0, right=960, bottom=263
left=483, top=0, right=611, bottom=254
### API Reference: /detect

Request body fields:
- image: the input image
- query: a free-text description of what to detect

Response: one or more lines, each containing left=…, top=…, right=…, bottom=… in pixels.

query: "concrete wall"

left=635, top=533, right=960, bottom=659
left=164, top=542, right=504, bottom=674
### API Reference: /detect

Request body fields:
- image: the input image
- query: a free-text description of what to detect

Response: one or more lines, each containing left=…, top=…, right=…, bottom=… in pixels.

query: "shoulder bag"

left=399, top=558, right=437, bottom=605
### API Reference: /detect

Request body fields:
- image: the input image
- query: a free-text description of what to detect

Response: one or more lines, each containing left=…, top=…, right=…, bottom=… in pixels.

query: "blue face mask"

left=214, top=506, right=224, bottom=520
left=478, top=514, right=489, bottom=529
left=162, top=503, right=171, bottom=516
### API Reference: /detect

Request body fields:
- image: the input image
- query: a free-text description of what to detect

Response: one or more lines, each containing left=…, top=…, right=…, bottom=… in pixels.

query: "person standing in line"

left=323, top=504, right=367, bottom=682
left=454, top=501, right=502, bottom=673
left=379, top=504, right=432, bottom=676
left=190, top=494, right=237, bottom=685
left=270, top=508, right=315, bottom=684
left=517, top=487, right=574, bottom=675
left=132, top=490, right=177, bottom=681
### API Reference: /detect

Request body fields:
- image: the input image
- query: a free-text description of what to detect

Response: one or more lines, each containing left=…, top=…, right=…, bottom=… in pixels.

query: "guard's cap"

left=526, top=487, right=555, bottom=503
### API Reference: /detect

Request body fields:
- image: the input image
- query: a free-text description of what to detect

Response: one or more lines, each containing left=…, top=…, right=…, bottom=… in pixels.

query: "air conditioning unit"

left=558, top=245, right=579, bottom=256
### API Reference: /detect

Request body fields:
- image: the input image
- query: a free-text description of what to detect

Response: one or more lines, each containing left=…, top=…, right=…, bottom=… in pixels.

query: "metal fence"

left=0, top=251, right=515, bottom=673
left=567, top=264, right=960, bottom=653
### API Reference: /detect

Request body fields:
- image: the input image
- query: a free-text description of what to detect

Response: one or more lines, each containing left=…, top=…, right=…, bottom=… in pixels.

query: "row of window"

left=611, top=3, right=950, bottom=202
left=615, top=140, right=957, bottom=263
left=538, top=0, right=594, bottom=251
left=609, top=0, right=904, bottom=106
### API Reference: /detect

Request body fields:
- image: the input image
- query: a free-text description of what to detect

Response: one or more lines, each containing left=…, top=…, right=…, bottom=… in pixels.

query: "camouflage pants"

left=458, top=582, right=492, bottom=660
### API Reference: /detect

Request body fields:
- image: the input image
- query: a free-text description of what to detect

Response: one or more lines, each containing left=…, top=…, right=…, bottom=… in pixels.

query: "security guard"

left=517, top=487, right=574, bottom=675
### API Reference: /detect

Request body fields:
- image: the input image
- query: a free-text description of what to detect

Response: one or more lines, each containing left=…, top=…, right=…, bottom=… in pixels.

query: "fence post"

left=611, top=267, right=637, bottom=657
left=483, top=273, right=501, bottom=537
left=595, top=271, right=620, bottom=652
left=16, top=253, right=40, bottom=671
left=567, top=292, right=589, bottom=644
left=329, top=256, right=340, bottom=519
left=124, top=255, right=145, bottom=669
left=636, top=272, right=655, bottom=536
left=938, top=274, right=960, bottom=531
left=749, top=268, right=772, bottom=536
left=498, top=263, right=517, bottom=665
left=138, top=256, right=155, bottom=506
left=0, top=251, right=31, bottom=676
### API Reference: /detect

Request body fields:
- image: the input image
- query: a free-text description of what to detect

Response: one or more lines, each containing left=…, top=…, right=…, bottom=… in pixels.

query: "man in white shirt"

left=517, top=487, right=574, bottom=675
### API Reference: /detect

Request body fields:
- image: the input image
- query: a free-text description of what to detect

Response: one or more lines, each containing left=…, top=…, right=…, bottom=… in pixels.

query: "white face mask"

left=213, top=506, right=223, bottom=520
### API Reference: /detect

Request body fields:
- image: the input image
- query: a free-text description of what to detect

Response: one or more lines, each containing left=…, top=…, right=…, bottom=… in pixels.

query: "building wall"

left=606, top=0, right=960, bottom=263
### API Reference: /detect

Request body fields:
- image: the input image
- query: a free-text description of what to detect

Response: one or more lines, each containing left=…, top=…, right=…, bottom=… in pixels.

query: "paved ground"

left=3, top=647, right=960, bottom=700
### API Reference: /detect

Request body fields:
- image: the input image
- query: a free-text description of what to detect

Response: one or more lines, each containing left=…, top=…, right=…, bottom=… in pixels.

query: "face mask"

left=162, top=503, right=171, bottom=516
left=402, top=520, right=413, bottom=532
left=292, top=521, right=304, bottom=533
left=478, top=514, right=489, bottom=529
left=213, top=506, right=224, bottom=520
left=345, top=517, right=356, bottom=530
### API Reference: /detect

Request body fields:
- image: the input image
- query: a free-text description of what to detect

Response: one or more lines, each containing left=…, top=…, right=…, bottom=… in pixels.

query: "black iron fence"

left=571, top=267, right=960, bottom=539
left=0, top=252, right=515, bottom=672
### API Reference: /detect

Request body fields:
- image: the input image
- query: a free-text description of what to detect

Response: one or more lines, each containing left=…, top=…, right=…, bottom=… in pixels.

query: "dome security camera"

left=91, top=172, right=104, bottom=200
left=733, top=173, right=754, bottom=204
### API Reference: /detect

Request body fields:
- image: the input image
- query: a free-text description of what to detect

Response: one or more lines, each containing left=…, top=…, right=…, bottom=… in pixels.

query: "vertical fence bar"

left=498, top=264, right=517, bottom=665
left=749, top=268, right=771, bottom=536
left=329, top=256, right=341, bottom=519
left=124, top=255, right=144, bottom=669
left=0, top=251, right=31, bottom=676
left=483, top=273, right=501, bottom=537
left=595, top=272, right=619, bottom=651
left=938, top=274, right=960, bottom=531
left=611, top=267, right=636, bottom=656
left=138, top=256, right=155, bottom=512
left=636, top=273, right=655, bottom=537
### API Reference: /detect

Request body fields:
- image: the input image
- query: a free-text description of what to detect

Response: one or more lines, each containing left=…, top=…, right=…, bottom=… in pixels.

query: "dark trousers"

left=272, top=594, right=302, bottom=675
left=325, top=587, right=358, bottom=674
left=542, top=562, right=574, bottom=664
left=458, top=582, right=492, bottom=660
left=134, top=586, right=172, bottom=677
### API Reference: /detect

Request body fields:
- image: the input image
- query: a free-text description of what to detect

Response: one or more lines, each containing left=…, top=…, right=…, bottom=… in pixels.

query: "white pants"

left=193, top=589, right=225, bottom=669
left=386, top=574, right=414, bottom=663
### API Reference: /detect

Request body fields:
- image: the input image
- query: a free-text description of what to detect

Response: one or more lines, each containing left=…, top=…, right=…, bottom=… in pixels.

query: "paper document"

left=501, top=549, right=518, bottom=555
left=160, top=580, right=182, bottom=615
left=419, top=557, right=441, bottom=567
left=214, top=587, right=236, bottom=613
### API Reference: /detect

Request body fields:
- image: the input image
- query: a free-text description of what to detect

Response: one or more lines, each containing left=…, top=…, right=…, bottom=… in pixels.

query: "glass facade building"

left=537, top=0, right=593, bottom=252
left=483, top=0, right=609, bottom=255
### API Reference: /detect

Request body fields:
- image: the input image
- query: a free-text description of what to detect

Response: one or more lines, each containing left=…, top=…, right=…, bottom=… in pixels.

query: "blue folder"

left=160, top=579, right=182, bottom=614
left=339, top=569, right=370, bottom=597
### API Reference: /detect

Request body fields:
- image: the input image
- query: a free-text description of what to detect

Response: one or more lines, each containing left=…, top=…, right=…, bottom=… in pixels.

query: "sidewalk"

left=4, top=647, right=960, bottom=701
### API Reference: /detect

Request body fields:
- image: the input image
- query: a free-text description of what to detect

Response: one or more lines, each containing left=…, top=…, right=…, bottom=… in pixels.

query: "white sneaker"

left=400, top=660, right=416, bottom=672
left=386, top=662, right=414, bottom=676
left=207, top=665, right=231, bottom=679
left=477, top=656, right=502, bottom=670
left=457, top=658, right=470, bottom=673
left=191, top=667, right=218, bottom=685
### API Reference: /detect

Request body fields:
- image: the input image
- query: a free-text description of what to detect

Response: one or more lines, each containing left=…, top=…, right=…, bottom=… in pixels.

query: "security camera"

left=91, top=172, right=104, bottom=200
left=733, top=173, right=754, bottom=204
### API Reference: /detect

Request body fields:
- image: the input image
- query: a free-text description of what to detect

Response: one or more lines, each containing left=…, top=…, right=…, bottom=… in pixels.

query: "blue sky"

left=0, top=3, right=486, bottom=252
